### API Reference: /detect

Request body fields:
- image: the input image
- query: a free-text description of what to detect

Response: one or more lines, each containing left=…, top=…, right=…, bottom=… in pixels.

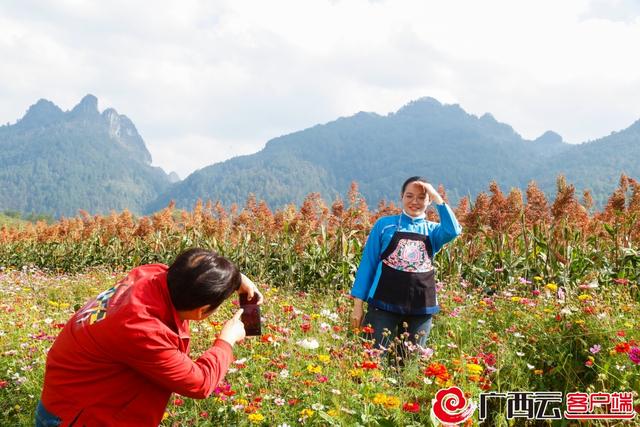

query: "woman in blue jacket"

left=350, top=176, right=462, bottom=351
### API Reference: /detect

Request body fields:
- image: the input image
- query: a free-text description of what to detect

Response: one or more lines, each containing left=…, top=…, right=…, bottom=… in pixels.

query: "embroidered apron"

left=371, top=226, right=437, bottom=315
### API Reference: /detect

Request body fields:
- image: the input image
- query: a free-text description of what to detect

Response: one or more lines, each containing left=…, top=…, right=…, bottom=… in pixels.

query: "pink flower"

left=629, top=347, right=640, bottom=365
left=589, top=344, right=601, bottom=354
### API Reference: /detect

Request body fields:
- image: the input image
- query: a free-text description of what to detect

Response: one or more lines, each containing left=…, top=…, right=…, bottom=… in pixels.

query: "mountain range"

left=1, top=95, right=638, bottom=217
left=149, top=97, right=639, bottom=212
left=0, top=95, right=170, bottom=217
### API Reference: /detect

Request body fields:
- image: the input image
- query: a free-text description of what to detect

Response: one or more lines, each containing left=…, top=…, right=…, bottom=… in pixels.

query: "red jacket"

left=41, top=264, right=234, bottom=426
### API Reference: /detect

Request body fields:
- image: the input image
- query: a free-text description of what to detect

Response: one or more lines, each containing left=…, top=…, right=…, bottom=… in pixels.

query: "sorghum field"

left=1, top=177, right=639, bottom=426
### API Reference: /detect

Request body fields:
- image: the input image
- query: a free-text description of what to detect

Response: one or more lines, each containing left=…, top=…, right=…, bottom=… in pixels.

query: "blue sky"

left=1, top=0, right=639, bottom=177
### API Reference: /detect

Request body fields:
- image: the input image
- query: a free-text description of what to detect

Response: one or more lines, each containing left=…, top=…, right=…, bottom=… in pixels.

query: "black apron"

left=370, top=229, right=438, bottom=315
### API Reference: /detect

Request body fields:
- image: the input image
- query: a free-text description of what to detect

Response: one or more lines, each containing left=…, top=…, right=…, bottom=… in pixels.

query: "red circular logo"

left=432, top=386, right=476, bottom=425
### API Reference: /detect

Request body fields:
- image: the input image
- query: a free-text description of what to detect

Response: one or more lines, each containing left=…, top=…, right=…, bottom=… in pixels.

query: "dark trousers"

left=35, top=401, right=61, bottom=427
left=363, top=307, right=433, bottom=351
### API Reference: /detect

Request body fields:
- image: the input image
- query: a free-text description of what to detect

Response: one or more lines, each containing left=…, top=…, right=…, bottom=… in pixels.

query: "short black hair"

left=167, top=248, right=241, bottom=312
left=401, top=176, right=428, bottom=195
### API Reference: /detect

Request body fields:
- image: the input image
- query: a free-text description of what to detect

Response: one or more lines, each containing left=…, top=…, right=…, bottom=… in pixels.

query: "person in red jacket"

left=35, top=248, right=263, bottom=427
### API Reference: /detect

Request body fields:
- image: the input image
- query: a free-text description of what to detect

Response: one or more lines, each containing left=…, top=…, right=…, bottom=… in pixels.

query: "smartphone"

left=239, top=293, right=262, bottom=336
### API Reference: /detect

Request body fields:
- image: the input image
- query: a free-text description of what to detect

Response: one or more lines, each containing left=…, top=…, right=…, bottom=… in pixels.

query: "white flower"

left=516, top=352, right=525, bottom=357
left=319, top=322, right=330, bottom=332
left=477, top=319, right=486, bottom=324
left=44, top=318, right=53, bottom=325
left=331, top=389, right=342, bottom=395
left=297, top=338, right=319, bottom=350
left=274, top=398, right=286, bottom=406
left=279, top=369, right=289, bottom=379
left=312, top=403, right=325, bottom=411
left=513, top=332, right=524, bottom=338
left=234, top=358, right=247, bottom=365
left=527, top=364, right=535, bottom=370
left=320, top=309, right=339, bottom=322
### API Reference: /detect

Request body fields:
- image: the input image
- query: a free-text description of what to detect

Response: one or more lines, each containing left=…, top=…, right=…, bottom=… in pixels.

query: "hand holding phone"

left=239, top=293, right=262, bottom=336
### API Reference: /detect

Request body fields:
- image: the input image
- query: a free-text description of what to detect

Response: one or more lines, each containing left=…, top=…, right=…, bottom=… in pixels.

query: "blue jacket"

left=350, top=203, right=462, bottom=303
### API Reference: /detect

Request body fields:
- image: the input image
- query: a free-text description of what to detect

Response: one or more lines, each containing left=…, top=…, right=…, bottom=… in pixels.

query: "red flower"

left=361, top=325, right=375, bottom=334
left=173, top=398, right=184, bottom=406
left=616, top=330, right=626, bottom=337
left=332, top=325, right=342, bottom=333
left=199, top=411, right=209, bottom=418
left=585, top=360, right=593, bottom=367
left=261, top=334, right=276, bottom=343
left=479, top=352, right=496, bottom=367
left=360, top=361, right=378, bottom=370
left=316, top=375, right=328, bottom=383
left=282, top=305, right=294, bottom=313
left=300, top=323, right=311, bottom=333
left=288, top=398, right=299, bottom=406
left=0, top=380, right=8, bottom=389
left=403, top=402, right=420, bottom=413
left=615, top=342, right=631, bottom=353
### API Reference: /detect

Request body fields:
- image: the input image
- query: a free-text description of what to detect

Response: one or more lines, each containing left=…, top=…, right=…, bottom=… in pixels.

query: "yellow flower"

left=373, top=393, right=400, bottom=408
left=235, top=398, right=249, bottom=406
left=59, top=303, right=70, bottom=309
left=466, top=363, right=483, bottom=375
left=578, top=294, right=592, bottom=301
left=511, top=296, right=521, bottom=302
left=162, top=412, right=169, bottom=421
left=306, top=364, right=322, bottom=374
left=248, top=413, right=264, bottom=423
left=534, top=276, right=543, bottom=281
left=317, top=354, right=331, bottom=364
left=300, top=408, right=315, bottom=417
left=373, top=393, right=388, bottom=405
left=349, top=369, right=363, bottom=378
left=534, top=369, right=543, bottom=375
left=479, top=300, right=487, bottom=306
left=311, top=313, right=320, bottom=320
left=546, top=283, right=558, bottom=292
left=574, top=320, right=585, bottom=325
left=48, top=300, right=59, bottom=307
left=327, top=409, right=339, bottom=417
left=624, top=322, right=633, bottom=328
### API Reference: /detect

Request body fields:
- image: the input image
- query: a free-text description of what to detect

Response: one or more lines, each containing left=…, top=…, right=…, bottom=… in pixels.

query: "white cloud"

left=1, top=0, right=639, bottom=176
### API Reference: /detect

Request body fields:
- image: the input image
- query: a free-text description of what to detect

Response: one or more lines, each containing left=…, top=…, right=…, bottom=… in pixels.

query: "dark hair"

left=401, top=176, right=428, bottom=195
left=167, top=248, right=241, bottom=312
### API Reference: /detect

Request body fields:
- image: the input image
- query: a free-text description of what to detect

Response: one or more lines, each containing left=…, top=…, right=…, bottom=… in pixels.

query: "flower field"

left=1, top=177, right=640, bottom=425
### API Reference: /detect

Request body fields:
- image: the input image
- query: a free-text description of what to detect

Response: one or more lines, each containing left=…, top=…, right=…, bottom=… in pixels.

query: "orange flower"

left=424, top=362, right=450, bottom=383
